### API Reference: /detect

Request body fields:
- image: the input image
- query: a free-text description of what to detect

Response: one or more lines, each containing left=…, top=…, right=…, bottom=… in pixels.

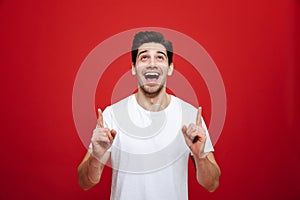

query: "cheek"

left=135, top=68, right=144, bottom=76
left=162, top=66, right=170, bottom=74
left=134, top=63, right=147, bottom=71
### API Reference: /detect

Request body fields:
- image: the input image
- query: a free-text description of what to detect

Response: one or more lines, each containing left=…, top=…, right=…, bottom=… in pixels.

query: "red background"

left=1, top=0, right=299, bottom=199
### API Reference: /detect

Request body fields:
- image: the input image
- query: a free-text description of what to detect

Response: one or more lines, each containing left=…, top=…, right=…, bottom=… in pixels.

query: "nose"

left=149, top=56, right=156, bottom=67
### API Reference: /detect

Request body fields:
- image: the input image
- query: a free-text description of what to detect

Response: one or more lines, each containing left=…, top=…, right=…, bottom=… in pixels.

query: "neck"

left=135, top=88, right=170, bottom=112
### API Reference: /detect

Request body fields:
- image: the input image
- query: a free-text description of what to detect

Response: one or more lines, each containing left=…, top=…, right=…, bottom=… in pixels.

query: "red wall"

left=1, top=0, right=299, bottom=199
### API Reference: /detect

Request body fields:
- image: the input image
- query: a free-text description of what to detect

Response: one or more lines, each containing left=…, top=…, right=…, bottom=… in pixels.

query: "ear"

left=167, top=63, right=174, bottom=76
left=131, top=63, right=136, bottom=75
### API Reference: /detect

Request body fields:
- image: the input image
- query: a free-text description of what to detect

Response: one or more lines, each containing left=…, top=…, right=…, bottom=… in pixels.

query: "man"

left=78, top=31, right=221, bottom=199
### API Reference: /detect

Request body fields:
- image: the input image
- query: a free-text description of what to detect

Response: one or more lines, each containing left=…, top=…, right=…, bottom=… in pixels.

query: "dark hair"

left=131, top=31, right=173, bottom=65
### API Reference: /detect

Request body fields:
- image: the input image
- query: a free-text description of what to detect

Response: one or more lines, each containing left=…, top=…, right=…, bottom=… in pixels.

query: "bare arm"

left=192, top=152, right=220, bottom=192
left=182, top=107, right=221, bottom=192
left=77, top=151, right=110, bottom=190
left=77, top=108, right=116, bottom=190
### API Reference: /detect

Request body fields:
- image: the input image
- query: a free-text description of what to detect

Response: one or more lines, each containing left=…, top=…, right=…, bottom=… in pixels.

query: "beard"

left=139, top=84, right=165, bottom=98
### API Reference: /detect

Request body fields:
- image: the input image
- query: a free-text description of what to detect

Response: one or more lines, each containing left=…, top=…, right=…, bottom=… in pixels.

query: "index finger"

left=196, top=106, right=202, bottom=126
left=97, top=108, right=104, bottom=128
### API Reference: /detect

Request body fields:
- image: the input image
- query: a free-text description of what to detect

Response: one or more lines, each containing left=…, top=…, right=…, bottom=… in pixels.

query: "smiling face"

left=132, top=42, right=174, bottom=97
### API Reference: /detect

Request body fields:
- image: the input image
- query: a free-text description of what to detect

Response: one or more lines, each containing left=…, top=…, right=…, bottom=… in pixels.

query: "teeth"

left=145, top=72, right=159, bottom=76
left=145, top=72, right=159, bottom=79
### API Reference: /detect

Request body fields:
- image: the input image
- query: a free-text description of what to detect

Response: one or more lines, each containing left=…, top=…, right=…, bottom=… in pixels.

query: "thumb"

left=182, top=125, right=187, bottom=134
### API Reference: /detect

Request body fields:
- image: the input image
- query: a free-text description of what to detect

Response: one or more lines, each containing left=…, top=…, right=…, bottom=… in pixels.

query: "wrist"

left=90, top=149, right=105, bottom=162
left=199, top=152, right=209, bottom=159
left=194, top=152, right=209, bottom=161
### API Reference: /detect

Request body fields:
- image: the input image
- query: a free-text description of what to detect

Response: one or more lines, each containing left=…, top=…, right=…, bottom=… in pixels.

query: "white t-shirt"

left=99, top=95, right=214, bottom=200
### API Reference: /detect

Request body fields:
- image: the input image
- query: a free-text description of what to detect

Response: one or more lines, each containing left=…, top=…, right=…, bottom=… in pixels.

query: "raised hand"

left=182, top=107, right=207, bottom=158
left=90, top=108, right=116, bottom=161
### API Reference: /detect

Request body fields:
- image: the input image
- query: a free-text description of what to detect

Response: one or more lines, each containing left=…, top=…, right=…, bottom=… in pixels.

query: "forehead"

left=137, top=42, right=167, bottom=54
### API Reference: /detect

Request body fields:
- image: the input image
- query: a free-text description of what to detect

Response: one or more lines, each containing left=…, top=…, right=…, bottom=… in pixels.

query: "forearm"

left=194, top=153, right=221, bottom=192
left=77, top=153, right=107, bottom=190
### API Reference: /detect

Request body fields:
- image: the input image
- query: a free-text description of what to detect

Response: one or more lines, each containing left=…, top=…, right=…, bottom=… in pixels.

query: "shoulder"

left=172, top=96, right=197, bottom=113
left=171, top=96, right=198, bottom=125
left=102, top=95, right=134, bottom=120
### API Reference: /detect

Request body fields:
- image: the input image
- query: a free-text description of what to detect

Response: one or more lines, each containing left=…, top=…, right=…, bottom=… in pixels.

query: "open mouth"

left=144, top=72, right=159, bottom=80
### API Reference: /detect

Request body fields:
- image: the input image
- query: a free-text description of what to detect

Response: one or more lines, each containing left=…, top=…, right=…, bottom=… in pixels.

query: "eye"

left=157, top=55, right=165, bottom=61
left=139, top=55, right=148, bottom=61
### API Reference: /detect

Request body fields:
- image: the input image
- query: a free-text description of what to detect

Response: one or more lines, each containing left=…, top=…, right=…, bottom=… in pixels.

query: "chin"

left=140, top=85, right=164, bottom=97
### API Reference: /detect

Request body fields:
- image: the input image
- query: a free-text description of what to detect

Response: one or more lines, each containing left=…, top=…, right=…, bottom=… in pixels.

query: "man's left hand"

left=182, top=107, right=207, bottom=158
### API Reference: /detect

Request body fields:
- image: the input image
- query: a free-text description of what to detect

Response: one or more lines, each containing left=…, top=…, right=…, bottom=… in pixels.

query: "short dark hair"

left=131, top=31, right=173, bottom=65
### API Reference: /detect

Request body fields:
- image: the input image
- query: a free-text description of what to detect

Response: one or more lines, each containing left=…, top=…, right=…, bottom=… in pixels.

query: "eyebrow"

left=137, top=50, right=167, bottom=57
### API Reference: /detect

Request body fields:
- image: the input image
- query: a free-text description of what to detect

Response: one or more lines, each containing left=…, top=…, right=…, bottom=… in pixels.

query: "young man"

left=78, top=31, right=221, bottom=199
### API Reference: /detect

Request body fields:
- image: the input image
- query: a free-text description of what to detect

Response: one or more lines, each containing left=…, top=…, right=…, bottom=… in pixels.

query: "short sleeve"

left=202, top=118, right=214, bottom=153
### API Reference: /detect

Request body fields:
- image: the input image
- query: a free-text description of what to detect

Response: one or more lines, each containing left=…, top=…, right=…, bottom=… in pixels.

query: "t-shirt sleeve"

left=201, top=118, right=214, bottom=153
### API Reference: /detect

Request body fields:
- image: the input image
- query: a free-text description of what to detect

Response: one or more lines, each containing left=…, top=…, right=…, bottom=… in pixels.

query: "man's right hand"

left=91, top=108, right=116, bottom=161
